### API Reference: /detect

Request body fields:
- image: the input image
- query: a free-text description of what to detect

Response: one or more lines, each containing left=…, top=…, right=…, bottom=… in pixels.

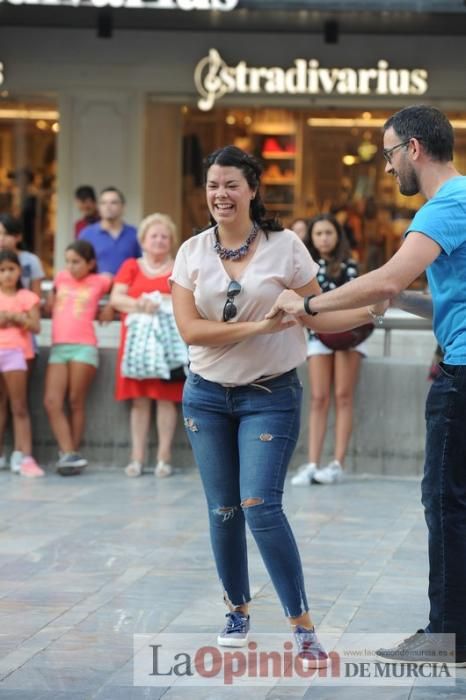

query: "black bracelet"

left=303, top=295, right=318, bottom=316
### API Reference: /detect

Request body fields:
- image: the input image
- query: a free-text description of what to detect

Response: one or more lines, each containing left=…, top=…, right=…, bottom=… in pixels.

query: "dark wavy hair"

left=202, top=145, right=283, bottom=234
left=0, top=249, right=23, bottom=290
left=66, top=240, right=98, bottom=272
left=306, top=214, right=351, bottom=278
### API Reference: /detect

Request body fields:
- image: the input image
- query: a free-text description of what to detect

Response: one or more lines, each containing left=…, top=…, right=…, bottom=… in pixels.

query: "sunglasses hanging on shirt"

left=223, top=280, right=242, bottom=322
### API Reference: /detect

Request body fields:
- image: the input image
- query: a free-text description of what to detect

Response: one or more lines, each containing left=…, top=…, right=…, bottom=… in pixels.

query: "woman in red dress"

left=110, top=213, right=184, bottom=478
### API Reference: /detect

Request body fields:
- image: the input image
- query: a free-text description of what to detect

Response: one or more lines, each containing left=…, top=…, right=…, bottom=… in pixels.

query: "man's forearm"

left=391, top=291, right=433, bottom=319
left=307, top=268, right=396, bottom=313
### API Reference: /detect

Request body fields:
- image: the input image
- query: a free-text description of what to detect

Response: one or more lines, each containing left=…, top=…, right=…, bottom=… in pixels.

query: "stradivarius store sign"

left=0, top=0, right=237, bottom=8
left=194, top=49, right=429, bottom=111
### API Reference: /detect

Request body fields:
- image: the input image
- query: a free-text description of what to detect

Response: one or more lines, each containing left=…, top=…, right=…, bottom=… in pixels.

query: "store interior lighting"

left=307, top=116, right=466, bottom=129
left=0, top=109, right=59, bottom=120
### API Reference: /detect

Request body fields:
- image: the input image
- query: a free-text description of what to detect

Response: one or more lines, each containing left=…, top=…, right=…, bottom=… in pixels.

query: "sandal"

left=154, top=460, right=173, bottom=478
left=125, top=461, right=143, bottom=477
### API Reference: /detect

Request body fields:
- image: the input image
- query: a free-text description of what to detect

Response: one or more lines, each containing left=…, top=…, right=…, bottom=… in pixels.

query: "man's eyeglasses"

left=383, top=137, right=422, bottom=164
left=223, top=280, right=242, bottom=322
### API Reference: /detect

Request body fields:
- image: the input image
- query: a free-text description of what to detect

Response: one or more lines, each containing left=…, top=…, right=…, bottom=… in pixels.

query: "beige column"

left=56, top=90, right=144, bottom=270
left=143, top=102, right=183, bottom=246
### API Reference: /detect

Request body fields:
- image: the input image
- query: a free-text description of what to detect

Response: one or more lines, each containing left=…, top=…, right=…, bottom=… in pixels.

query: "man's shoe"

left=376, top=629, right=466, bottom=667
left=291, top=462, right=318, bottom=486
left=312, top=460, right=344, bottom=485
left=294, top=625, right=329, bottom=669
left=217, top=612, right=250, bottom=647
left=56, top=453, right=87, bottom=476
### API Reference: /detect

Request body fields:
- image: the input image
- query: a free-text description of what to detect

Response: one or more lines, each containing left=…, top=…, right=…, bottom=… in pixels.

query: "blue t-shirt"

left=79, top=222, right=141, bottom=275
left=406, top=176, right=466, bottom=364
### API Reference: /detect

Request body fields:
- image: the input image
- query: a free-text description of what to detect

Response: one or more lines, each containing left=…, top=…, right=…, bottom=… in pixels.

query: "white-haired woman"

left=111, top=213, right=183, bottom=478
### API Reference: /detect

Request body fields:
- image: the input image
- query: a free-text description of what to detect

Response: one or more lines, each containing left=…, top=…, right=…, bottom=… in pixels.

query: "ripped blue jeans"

left=182, top=369, right=309, bottom=618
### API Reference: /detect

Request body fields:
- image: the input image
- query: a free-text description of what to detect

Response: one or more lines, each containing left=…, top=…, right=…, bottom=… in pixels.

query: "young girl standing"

left=0, top=250, right=43, bottom=477
left=43, top=241, right=112, bottom=476
left=292, top=214, right=368, bottom=486
left=0, top=214, right=45, bottom=473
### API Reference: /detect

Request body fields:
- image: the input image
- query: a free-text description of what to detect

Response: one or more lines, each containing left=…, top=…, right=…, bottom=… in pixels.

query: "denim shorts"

left=0, top=348, right=27, bottom=372
left=49, top=343, right=99, bottom=367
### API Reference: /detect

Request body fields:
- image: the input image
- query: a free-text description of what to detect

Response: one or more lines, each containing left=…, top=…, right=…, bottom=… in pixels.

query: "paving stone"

left=0, top=470, right=435, bottom=697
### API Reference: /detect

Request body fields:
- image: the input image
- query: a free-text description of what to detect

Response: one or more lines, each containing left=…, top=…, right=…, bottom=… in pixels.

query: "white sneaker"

left=291, top=462, right=318, bottom=486
left=0, top=454, right=7, bottom=470
left=312, top=460, right=344, bottom=485
left=10, top=451, right=23, bottom=474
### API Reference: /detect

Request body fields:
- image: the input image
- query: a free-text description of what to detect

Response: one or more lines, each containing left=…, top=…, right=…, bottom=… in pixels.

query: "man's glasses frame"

left=223, top=280, right=242, bottom=322
left=383, top=136, right=422, bottom=164
left=383, top=139, right=412, bottom=164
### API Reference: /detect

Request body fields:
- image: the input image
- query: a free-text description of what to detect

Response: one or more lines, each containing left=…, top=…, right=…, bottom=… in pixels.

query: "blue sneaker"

left=56, top=452, right=87, bottom=476
left=294, top=625, right=329, bottom=669
left=217, top=612, right=250, bottom=647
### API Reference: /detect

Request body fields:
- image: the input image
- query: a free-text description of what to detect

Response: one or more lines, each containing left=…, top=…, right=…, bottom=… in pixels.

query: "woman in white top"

left=171, top=145, right=381, bottom=668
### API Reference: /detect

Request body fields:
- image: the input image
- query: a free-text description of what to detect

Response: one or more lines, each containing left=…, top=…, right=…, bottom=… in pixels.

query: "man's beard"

left=398, top=167, right=420, bottom=197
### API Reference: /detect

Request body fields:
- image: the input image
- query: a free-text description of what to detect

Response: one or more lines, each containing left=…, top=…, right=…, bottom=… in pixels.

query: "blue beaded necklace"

left=213, top=222, right=258, bottom=261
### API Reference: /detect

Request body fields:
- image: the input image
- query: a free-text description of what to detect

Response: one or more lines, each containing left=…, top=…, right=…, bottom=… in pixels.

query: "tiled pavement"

left=0, top=466, right=465, bottom=700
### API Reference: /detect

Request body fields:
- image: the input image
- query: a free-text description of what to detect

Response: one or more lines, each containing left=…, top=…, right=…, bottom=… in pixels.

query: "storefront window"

left=181, top=105, right=466, bottom=274
left=0, top=97, right=58, bottom=276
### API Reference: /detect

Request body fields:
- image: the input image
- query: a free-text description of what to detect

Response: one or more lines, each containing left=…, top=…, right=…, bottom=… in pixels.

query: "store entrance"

left=181, top=106, right=466, bottom=270
left=0, top=97, right=58, bottom=276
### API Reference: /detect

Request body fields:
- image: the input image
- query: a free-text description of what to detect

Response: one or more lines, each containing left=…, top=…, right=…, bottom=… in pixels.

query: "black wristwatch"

left=303, top=295, right=319, bottom=316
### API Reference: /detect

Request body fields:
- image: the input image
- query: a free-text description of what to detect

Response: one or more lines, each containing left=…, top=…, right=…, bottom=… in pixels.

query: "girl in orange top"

left=0, top=250, right=43, bottom=478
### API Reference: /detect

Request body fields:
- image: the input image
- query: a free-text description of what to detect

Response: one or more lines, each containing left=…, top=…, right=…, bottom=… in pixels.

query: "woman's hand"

left=135, top=296, right=159, bottom=314
left=256, top=311, right=297, bottom=335
left=265, top=290, right=305, bottom=319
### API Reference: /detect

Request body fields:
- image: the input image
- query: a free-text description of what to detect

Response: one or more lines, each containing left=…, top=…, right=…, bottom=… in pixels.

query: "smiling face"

left=310, top=219, right=339, bottom=259
left=383, top=127, right=420, bottom=197
left=206, top=165, right=255, bottom=229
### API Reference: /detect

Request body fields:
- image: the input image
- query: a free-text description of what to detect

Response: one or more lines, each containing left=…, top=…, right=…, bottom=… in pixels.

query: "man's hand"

left=265, top=290, right=305, bottom=319
left=256, top=311, right=297, bottom=335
